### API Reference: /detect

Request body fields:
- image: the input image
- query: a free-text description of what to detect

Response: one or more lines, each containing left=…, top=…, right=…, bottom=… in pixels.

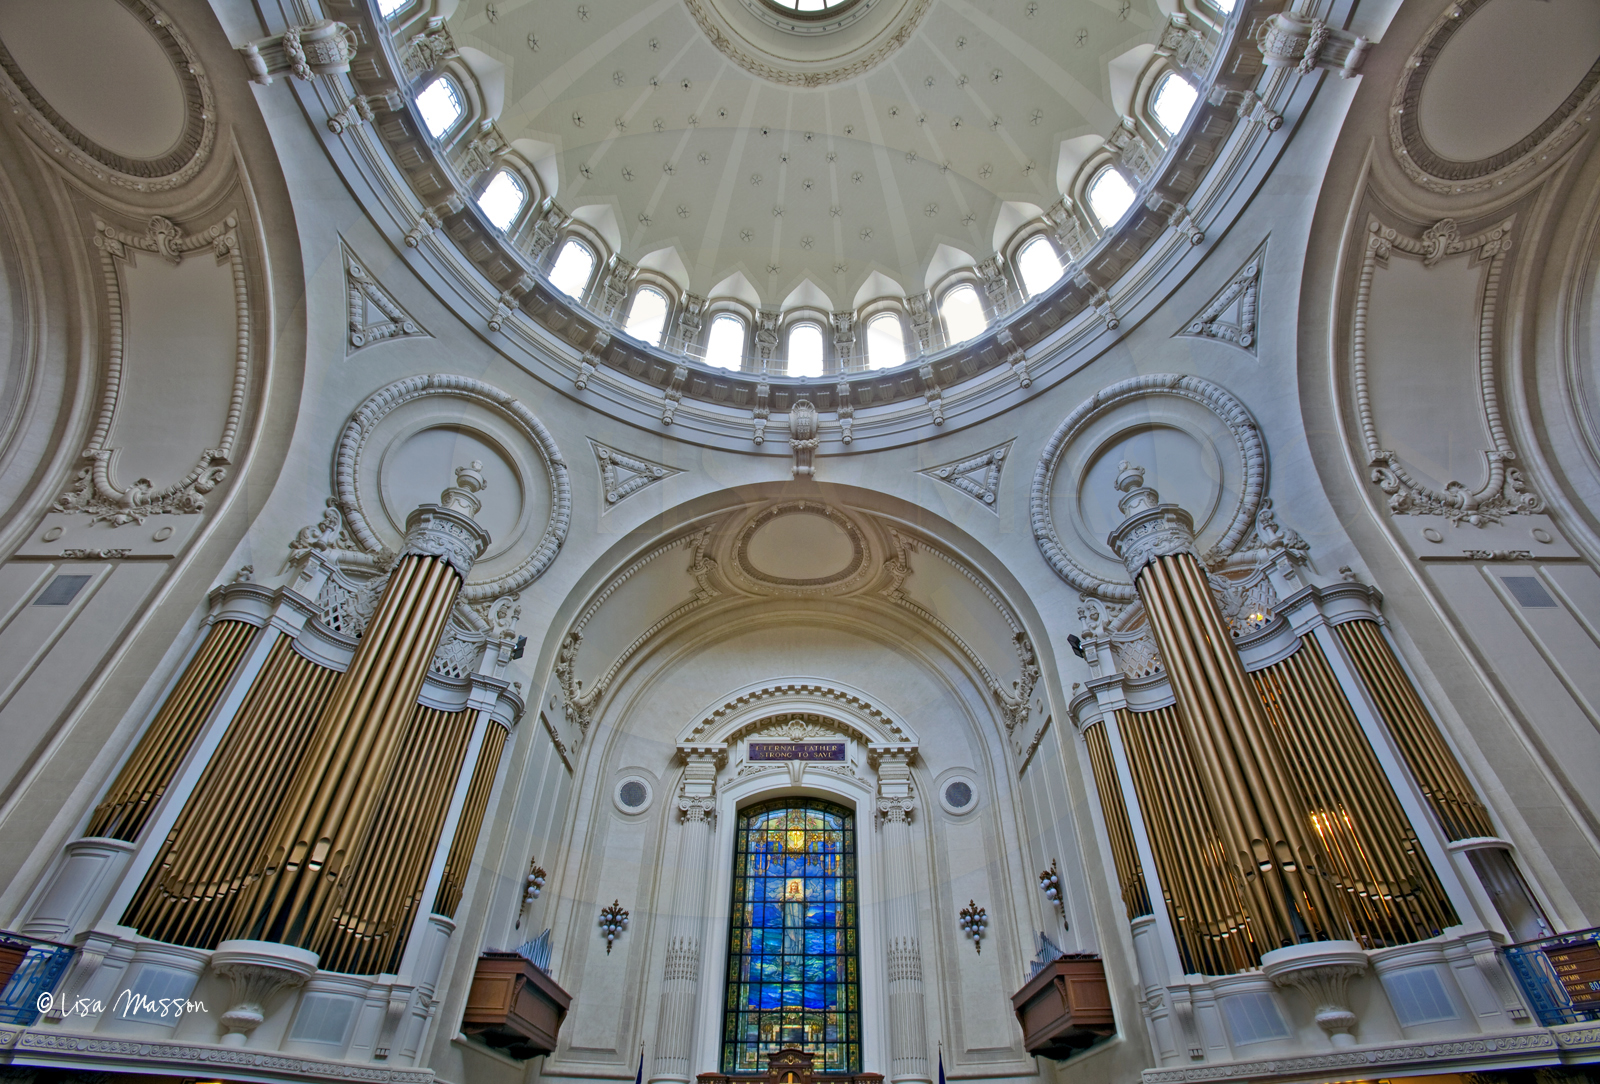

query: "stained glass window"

left=722, top=799, right=859, bottom=1074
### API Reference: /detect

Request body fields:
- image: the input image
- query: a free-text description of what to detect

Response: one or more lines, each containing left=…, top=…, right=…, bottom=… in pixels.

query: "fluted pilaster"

left=873, top=745, right=928, bottom=1083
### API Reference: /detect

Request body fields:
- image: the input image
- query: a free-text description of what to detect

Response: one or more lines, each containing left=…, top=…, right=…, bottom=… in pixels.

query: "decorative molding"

left=332, top=375, right=571, bottom=602
left=687, top=684, right=911, bottom=746
left=0, top=1026, right=434, bottom=1083
left=590, top=440, right=682, bottom=508
left=731, top=503, right=869, bottom=594
left=238, top=20, right=358, bottom=86
left=681, top=0, right=933, bottom=87
left=52, top=214, right=248, bottom=526
left=1031, top=374, right=1266, bottom=602
left=1178, top=241, right=1264, bottom=354
left=790, top=400, right=819, bottom=478
left=0, top=0, right=215, bottom=191
left=344, top=242, right=428, bottom=353
left=1389, top=0, right=1600, bottom=195
left=918, top=441, right=1012, bottom=513
left=881, top=530, right=1038, bottom=734
left=1139, top=1030, right=1557, bottom=1083
left=1257, top=12, right=1371, bottom=78
left=1351, top=216, right=1542, bottom=525
left=556, top=528, right=719, bottom=737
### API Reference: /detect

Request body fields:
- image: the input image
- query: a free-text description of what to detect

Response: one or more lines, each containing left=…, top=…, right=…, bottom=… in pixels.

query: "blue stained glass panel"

left=722, top=798, right=859, bottom=1073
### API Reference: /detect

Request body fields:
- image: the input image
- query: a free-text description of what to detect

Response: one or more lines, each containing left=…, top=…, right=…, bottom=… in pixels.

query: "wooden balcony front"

left=461, top=951, right=572, bottom=1060
left=1010, top=955, right=1115, bottom=1060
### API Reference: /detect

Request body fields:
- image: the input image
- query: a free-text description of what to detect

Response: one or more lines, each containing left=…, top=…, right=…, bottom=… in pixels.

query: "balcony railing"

left=0, top=931, right=76, bottom=1026
left=1501, top=926, right=1600, bottom=1027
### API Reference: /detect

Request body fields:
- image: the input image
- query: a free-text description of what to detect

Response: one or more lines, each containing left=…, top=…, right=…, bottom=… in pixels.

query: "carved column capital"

left=1260, top=941, right=1369, bottom=1048
left=400, top=463, right=492, bottom=579
left=677, top=743, right=727, bottom=827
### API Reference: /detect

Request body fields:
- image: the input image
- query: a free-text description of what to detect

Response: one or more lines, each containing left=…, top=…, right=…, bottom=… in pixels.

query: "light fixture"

left=959, top=900, right=988, bottom=953
left=1038, top=859, right=1065, bottom=913
left=515, top=857, right=547, bottom=928
left=599, top=900, right=629, bottom=953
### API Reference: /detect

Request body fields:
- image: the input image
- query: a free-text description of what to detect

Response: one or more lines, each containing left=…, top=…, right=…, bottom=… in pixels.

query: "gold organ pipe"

left=1138, top=555, right=1345, bottom=947
left=228, top=555, right=461, bottom=948
left=87, top=621, right=257, bottom=841
left=1082, top=723, right=1152, bottom=920
left=124, top=641, right=338, bottom=946
left=435, top=721, right=509, bottom=918
left=1118, top=706, right=1257, bottom=974
left=319, top=704, right=474, bottom=974
left=1249, top=639, right=1457, bottom=947
left=1335, top=621, right=1495, bottom=840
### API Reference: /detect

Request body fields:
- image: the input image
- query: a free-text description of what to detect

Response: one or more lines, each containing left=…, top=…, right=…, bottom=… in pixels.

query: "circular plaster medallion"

left=0, top=0, right=214, bottom=190
left=1392, top=0, right=1600, bottom=194
left=733, top=502, right=869, bottom=592
left=335, top=375, right=571, bottom=603
left=1031, top=374, right=1265, bottom=602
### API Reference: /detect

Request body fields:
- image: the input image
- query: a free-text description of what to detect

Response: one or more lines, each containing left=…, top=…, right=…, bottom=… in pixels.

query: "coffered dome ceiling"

left=449, top=0, right=1170, bottom=304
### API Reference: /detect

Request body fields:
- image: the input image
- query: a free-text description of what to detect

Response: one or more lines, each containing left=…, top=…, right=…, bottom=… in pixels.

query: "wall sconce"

left=1038, top=859, right=1064, bottom=913
left=516, top=857, right=548, bottom=928
left=959, top=900, right=988, bottom=953
left=599, top=900, right=629, bottom=953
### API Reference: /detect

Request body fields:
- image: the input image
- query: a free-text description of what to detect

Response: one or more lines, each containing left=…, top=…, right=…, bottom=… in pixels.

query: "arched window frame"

left=696, top=300, right=757, bottom=372
left=471, top=161, right=537, bottom=235
left=1070, top=149, right=1138, bottom=237
left=544, top=235, right=601, bottom=306
left=413, top=72, right=471, bottom=144
left=1136, top=62, right=1200, bottom=147
left=419, top=54, right=504, bottom=156
left=855, top=298, right=912, bottom=373
left=930, top=269, right=993, bottom=351
left=1000, top=222, right=1067, bottom=301
left=779, top=309, right=834, bottom=378
left=385, top=0, right=451, bottom=38
left=621, top=275, right=679, bottom=347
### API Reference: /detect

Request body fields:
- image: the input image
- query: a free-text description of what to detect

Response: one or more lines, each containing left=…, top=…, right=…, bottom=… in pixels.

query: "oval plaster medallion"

left=0, top=0, right=214, bottom=190
left=1392, top=0, right=1600, bottom=194
left=733, top=503, right=868, bottom=591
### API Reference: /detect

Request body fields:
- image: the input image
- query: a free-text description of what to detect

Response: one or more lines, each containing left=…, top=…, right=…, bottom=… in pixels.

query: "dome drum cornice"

left=297, top=0, right=1323, bottom=442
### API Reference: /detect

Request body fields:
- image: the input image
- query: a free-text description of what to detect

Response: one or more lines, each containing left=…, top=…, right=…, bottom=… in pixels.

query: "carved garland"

left=1351, top=216, right=1541, bottom=525
left=333, top=375, right=572, bottom=601
left=1030, top=374, right=1266, bottom=602
left=686, top=683, right=911, bottom=744
left=1389, top=0, right=1600, bottom=195
left=52, top=215, right=248, bottom=526
left=0, top=0, right=215, bottom=191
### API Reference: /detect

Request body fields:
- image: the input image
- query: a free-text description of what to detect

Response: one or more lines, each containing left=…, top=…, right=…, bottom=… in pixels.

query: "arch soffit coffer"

left=551, top=499, right=1036, bottom=746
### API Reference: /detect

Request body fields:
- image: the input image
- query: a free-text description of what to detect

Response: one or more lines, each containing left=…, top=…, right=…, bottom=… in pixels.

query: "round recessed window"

left=613, top=776, right=653, bottom=814
left=939, top=776, right=977, bottom=816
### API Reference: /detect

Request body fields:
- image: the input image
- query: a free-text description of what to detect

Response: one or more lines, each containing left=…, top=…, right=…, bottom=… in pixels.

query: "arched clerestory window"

left=1087, top=166, right=1137, bottom=231
left=548, top=239, right=596, bottom=300
left=787, top=323, right=825, bottom=378
left=865, top=313, right=906, bottom=370
left=939, top=283, right=987, bottom=345
left=705, top=313, right=747, bottom=369
left=624, top=287, right=670, bottom=346
left=722, top=798, right=860, bottom=1073
left=1016, top=236, right=1065, bottom=298
left=415, top=76, right=465, bottom=139
left=1150, top=71, right=1200, bottom=138
left=477, top=170, right=526, bottom=231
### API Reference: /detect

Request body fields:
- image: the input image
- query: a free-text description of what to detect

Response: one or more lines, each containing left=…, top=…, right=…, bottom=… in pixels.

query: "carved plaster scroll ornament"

left=996, top=329, right=1031, bottom=388
left=790, top=400, right=820, bottom=477
left=1178, top=241, right=1264, bottom=353
left=399, top=461, right=492, bottom=580
left=404, top=196, right=465, bottom=248
left=1032, top=374, right=1268, bottom=602
left=238, top=20, right=359, bottom=86
left=591, top=440, right=681, bottom=508
left=918, top=365, right=945, bottom=426
left=1106, top=462, right=1200, bottom=580
left=208, top=941, right=318, bottom=1046
left=836, top=381, right=857, bottom=444
left=327, top=90, right=403, bottom=135
left=52, top=215, right=248, bottom=527
left=1257, top=12, right=1371, bottom=78
left=574, top=331, right=611, bottom=390
left=1260, top=942, right=1369, bottom=1048
left=918, top=441, right=1012, bottom=513
left=488, top=274, right=537, bottom=333
left=400, top=22, right=459, bottom=80
left=662, top=365, right=690, bottom=424
left=1353, top=216, right=1541, bottom=525
left=344, top=243, right=428, bottom=353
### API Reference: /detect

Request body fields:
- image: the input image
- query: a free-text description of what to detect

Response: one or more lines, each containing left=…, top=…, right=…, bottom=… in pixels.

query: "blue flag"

left=635, top=1045, right=644, bottom=1084
left=938, top=1047, right=946, bottom=1084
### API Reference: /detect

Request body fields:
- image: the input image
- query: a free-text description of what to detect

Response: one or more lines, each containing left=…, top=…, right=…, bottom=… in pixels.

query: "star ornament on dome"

left=859, top=227, right=873, bottom=241
left=740, top=228, right=754, bottom=242
left=677, top=204, right=691, bottom=218
left=767, top=263, right=780, bottom=275
left=527, top=32, right=539, bottom=50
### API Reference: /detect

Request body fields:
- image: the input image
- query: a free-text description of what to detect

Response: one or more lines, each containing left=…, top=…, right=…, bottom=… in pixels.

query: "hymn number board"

left=748, top=741, right=847, bottom=762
